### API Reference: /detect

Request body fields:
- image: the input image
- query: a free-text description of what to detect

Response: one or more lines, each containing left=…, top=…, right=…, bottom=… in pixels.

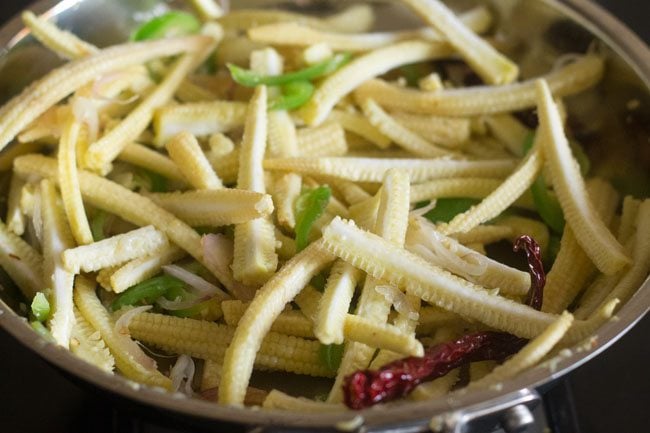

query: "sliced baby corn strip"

left=263, top=390, right=344, bottom=412
left=21, top=11, right=98, bottom=59
left=267, top=110, right=298, bottom=158
left=233, top=86, right=278, bottom=285
left=247, top=7, right=490, bottom=52
left=542, top=179, right=619, bottom=314
left=495, top=215, right=550, bottom=257
left=0, top=35, right=212, bottom=153
left=150, top=190, right=273, bottom=227
left=0, top=142, right=42, bottom=171
left=273, top=173, right=302, bottom=230
left=264, top=157, right=516, bottom=183
left=154, top=101, right=247, bottom=146
left=411, top=370, right=460, bottom=401
left=200, top=359, right=222, bottom=392
left=450, top=224, right=513, bottom=246
left=361, top=99, right=456, bottom=157
left=117, top=143, right=186, bottom=184
left=328, top=109, right=391, bottom=149
left=70, top=307, right=115, bottom=373
left=222, top=300, right=314, bottom=339
left=392, top=113, right=470, bottom=149
left=595, top=200, right=650, bottom=310
left=470, top=312, right=574, bottom=389
left=299, top=40, right=454, bottom=125
left=218, top=5, right=374, bottom=33
left=407, top=216, right=530, bottom=296
left=322, top=217, right=559, bottom=338
left=84, top=54, right=200, bottom=173
left=6, top=174, right=25, bottom=235
left=353, top=55, right=604, bottom=116
left=40, top=179, right=76, bottom=348
left=110, top=245, right=185, bottom=294
left=165, top=131, right=223, bottom=189
left=219, top=240, right=335, bottom=405
left=537, top=80, right=629, bottom=274
left=440, top=137, right=543, bottom=235
left=315, top=261, right=361, bottom=345
left=58, top=114, right=93, bottom=245
left=13, top=155, right=226, bottom=290
left=63, top=225, right=168, bottom=274
left=74, top=276, right=171, bottom=389
left=0, top=219, right=43, bottom=299
left=559, top=299, right=619, bottom=348
left=294, top=285, right=322, bottom=322
left=484, top=114, right=531, bottom=157
left=410, top=178, right=502, bottom=203
left=329, top=179, right=372, bottom=206
left=617, top=196, right=641, bottom=246
left=400, top=0, right=517, bottom=85
left=416, top=306, right=464, bottom=335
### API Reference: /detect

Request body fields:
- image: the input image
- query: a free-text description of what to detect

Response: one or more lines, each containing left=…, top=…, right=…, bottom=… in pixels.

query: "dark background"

left=0, top=1, right=648, bottom=433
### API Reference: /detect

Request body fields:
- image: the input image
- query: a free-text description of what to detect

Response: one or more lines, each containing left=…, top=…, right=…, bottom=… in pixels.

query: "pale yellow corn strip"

left=63, top=225, right=168, bottom=274
left=150, top=189, right=273, bottom=227
left=349, top=193, right=381, bottom=231
left=392, top=113, right=470, bottom=148
left=484, top=114, right=531, bottom=157
left=188, top=0, right=224, bottom=20
left=440, top=139, right=543, bottom=235
left=595, top=200, right=650, bottom=310
left=166, top=131, right=223, bottom=189
left=219, top=240, right=335, bottom=405
left=400, top=0, right=517, bottom=84
left=496, top=215, right=550, bottom=257
left=247, top=7, right=489, bottom=52
left=0, top=142, right=42, bottom=171
left=110, top=246, right=185, bottom=294
left=329, top=179, right=372, bottom=206
left=264, top=157, right=517, bottom=183
left=354, top=55, right=603, bottom=116
left=74, top=277, right=171, bottom=389
left=70, top=307, right=115, bottom=373
left=175, top=80, right=217, bottom=103
left=273, top=173, right=302, bottom=230
left=559, top=299, right=619, bottom=348
left=408, top=216, right=530, bottom=296
left=294, top=285, right=322, bottom=322
left=0, top=36, right=211, bottom=154
left=274, top=228, right=297, bottom=261
left=222, top=300, right=314, bottom=339
left=218, top=5, right=375, bottom=34
left=410, top=178, right=503, bottom=203
left=6, top=174, right=25, bottom=235
left=96, top=266, right=116, bottom=291
left=410, top=370, right=460, bottom=401
left=328, top=110, right=391, bottom=149
left=117, top=143, right=186, bottom=184
left=299, top=40, right=454, bottom=125
left=0, top=219, right=43, bottom=299
left=470, top=312, right=574, bottom=389
left=200, top=360, right=222, bottom=391
left=232, top=86, right=278, bottom=285
left=58, top=115, right=93, bottom=245
left=154, top=101, right=247, bottom=146
left=361, top=99, right=457, bottom=157
left=323, top=218, right=559, bottom=338
left=416, top=306, right=464, bottom=334
left=263, top=390, right=345, bottom=412
left=21, top=11, right=98, bottom=59
left=537, top=80, right=629, bottom=275
left=469, top=361, right=497, bottom=382
left=617, top=196, right=641, bottom=245
left=346, top=314, right=424, bottom=357
left=208, top=123, right=348, bottom=185
left=40, top=179, right=76, bottom=348
left=84, top=54, right=199, bottom=173
left=14, top=155, right=231, bottom=289
left=315, top=260, right=361, bottom=345
left=450, top=224, right=513, bottom=245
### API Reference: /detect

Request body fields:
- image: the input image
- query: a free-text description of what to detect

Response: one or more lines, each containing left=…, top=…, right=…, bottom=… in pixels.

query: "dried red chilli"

left=342, top=235, right=546, bottom=409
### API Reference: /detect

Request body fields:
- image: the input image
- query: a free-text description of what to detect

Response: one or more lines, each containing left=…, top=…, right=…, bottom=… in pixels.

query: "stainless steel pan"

left=0, top=1, right=648, bottom=432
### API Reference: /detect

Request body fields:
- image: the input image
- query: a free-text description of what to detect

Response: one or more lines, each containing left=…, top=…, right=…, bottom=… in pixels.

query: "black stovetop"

left=0, top=1, right=649, bottom=432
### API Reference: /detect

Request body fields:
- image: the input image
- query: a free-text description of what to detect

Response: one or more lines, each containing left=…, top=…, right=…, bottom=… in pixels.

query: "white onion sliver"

left=375, top=284, right=419, bottom=322
left=156, top=295, right=209, bottom=311
left=162, top=264, right=228, bottom=299
left=170, top=354, right=195, bottom=396
left=114, top=305, right=152, bottom=336
left=71, top=96, right=99, bottom=143
left=410, top=200, right=437, bottom=217
left=201, top=234, right=233, bottom=280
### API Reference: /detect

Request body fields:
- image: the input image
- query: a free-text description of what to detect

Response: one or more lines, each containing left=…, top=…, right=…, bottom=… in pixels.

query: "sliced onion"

left=91, top=72, right=140, bottom=105
left=410, top=200, right=437, bottom=217
left=375, top=284, right=419, bottom=322
left=202, top=234, right=255, bottom=301
left=170, top=354, right=195, bottom=396
left=114, top=305, right=152, bottom=336
left=156, top=295, right=210, bottom=311
left=71, top=96, right=99, bottom=143
left=162, top=264, right=226, bottom=299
